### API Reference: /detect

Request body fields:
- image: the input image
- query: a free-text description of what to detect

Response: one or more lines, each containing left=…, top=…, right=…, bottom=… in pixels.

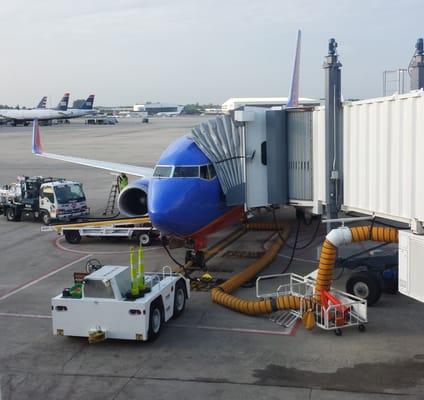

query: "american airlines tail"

left=79, top=94, right=95, bottom=110
left=286, top=30, right=302, bottom=108
left=55, top=93, right=70, bottom=111
left=36, top=96, right=47, bottom=109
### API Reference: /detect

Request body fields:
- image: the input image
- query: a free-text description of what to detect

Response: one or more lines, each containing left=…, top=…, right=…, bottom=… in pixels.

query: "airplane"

left=31, top=31, right=302, bottom=268
left=61, top=95, right=97, bottom=119
left=0, top=93, right=70, bottom=126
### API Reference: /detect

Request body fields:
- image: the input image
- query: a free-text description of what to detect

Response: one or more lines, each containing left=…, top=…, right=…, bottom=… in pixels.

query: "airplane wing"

left=32, top=119, right=154, bottom=178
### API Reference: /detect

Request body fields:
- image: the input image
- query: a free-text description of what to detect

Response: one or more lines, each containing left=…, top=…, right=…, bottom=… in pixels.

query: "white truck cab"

left=39, top=180, right=89, bottom=224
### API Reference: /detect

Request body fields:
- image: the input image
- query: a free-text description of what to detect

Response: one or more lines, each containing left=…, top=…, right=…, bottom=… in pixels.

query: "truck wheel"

left=139, top=233, right=152, bottom=246
left=64, top=231, right=82, bottom=244
left=346, top=272, right=382, bottom=306
left=6, top=208, right=18, bottom=221
left=41, top=212, right=51, bottom=225
left=148, top=301, right=163, bottom=341
left=172, top=280, right=187, bottom=319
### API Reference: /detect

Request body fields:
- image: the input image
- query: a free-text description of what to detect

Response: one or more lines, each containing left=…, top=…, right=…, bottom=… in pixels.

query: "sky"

left=0, top=0, right=422, bottom=107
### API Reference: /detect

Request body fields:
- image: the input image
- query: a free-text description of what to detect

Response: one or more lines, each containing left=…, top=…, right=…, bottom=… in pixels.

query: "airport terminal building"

left=133, top=102, right=184, bottom=115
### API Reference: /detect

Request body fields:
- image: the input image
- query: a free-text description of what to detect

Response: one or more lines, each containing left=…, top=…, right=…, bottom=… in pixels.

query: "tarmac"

left=0, top=117, right=424, bottom=399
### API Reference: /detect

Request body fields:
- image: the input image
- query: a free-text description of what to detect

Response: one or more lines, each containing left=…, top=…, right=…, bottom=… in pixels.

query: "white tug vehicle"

left=52, top=248, right=190, bottom=342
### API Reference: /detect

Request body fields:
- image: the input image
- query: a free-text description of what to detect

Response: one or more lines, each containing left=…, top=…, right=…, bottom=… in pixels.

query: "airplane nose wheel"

left=185, top=250, right=206, bottom=270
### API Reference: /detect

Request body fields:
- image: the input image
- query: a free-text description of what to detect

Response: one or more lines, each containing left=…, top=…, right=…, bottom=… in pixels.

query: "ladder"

left=103, top=184, right=119, bottom=215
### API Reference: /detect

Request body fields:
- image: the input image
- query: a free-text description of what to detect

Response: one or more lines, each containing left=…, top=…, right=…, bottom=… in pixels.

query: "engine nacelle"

left=117, top=178, right=149, bottom=217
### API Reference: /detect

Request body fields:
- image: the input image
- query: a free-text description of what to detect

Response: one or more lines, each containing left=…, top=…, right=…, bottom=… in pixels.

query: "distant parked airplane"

left=0, top=93, right=70, bottom=126
left=61, top=95, right=97, bottom=119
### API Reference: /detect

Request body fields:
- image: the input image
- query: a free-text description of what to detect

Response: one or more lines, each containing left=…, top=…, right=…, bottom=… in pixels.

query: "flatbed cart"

left=52, top=264, right=190, bottom=342
left=256, top=273, right=367, bottom=336
left=42, top=217, right=159, bottom=246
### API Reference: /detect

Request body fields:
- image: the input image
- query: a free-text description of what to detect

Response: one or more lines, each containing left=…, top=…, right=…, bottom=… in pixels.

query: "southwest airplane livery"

left=32, top=31, right=302, bottom=266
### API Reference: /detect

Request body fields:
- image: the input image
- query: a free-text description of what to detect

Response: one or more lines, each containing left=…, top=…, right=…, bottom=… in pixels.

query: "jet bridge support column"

left=410, top=38, right=424, bottom=91
left=323, top=38, right=343, bottom=231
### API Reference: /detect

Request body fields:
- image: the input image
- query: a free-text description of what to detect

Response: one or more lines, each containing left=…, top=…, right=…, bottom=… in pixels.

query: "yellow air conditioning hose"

left=314, top=226, right=398, bottom=300
left=211, top=222, right=316, bottom=328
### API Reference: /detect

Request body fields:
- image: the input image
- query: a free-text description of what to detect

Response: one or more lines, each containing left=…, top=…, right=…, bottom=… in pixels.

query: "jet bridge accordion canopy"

left=191, top=115, right=245, bottom=206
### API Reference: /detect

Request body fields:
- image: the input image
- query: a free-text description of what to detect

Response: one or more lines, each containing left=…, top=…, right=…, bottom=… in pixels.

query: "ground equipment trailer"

left=0, top=176, right=89, bottom=224
left=336, top=251, right=398, bottom=306
left=52, top=265, right=190, bottom=341
left=43, top=217, right=158, bottom=245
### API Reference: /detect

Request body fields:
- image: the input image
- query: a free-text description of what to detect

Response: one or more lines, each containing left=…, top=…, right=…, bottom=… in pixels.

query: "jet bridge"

left=191, top=108, right=289, bottom=209
left=191, top=105, right=321, bottom=212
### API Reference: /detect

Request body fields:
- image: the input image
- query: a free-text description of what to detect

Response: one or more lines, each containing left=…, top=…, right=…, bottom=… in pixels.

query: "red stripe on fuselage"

left=184, top=206, right=244, bottom=250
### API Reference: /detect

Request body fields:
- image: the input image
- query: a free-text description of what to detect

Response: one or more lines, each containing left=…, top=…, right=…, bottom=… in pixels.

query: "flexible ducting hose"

left=314, top=226, right=398, bottom=300
left=211, top=223, right=316, bottom=329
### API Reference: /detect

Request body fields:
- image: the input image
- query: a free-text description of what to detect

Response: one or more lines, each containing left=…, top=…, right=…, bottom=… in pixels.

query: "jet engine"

left=117, top=178, right=149, bottom=217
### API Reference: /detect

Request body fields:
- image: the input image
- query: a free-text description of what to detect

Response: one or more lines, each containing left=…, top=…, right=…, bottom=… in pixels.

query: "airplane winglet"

left=32, top=119, right=43, bottom=154
left=287, top=29, right=302, bottom=108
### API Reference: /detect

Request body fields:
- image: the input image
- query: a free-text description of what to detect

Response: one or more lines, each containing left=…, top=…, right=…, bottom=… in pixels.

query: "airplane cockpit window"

left=208, top=164, right=217, bottom=179
left=173, top=166, right=199, bottom=178
left=153, top=166, right=173, bottom=178
left=200, top=165, right=209, bottom=179
left=200, top=164, right=217, bottom=180
left=154, top=164, right=216, bottom=179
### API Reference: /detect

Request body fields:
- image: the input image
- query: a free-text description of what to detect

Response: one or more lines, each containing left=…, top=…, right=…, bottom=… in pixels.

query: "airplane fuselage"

left=61, top=109, right=98, bottom=119
left=0, top=109, right=67, bottom=121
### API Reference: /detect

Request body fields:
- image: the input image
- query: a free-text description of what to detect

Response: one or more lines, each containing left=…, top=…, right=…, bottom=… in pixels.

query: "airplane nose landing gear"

left=185, top=250, right=206, bottom=270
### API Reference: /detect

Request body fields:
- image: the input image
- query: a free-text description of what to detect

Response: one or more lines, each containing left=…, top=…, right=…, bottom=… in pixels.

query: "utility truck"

left=0, top=176, right=89, bottom=224
left=52, top=251, right=190, bottom=342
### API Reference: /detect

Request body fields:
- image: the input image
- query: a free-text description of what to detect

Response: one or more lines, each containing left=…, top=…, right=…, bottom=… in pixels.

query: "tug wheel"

left=148, top=301, right=163, bottom=341
left=172, top=280, right=187, bottom=319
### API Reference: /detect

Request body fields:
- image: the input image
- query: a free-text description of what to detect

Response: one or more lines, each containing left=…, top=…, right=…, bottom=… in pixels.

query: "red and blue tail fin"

left=80, top=94, right=95, bottom=110
left=32, top=119, right=43, bottom=155
left=36, top=96, right=47, bottom=109
left=286, top=30, right=301, bottom=108
left=56, top=92, right=70, bottom=111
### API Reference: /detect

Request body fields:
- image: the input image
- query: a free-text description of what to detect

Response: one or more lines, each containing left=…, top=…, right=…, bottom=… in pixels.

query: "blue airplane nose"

left=148, top=177, right=228, bottom=237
